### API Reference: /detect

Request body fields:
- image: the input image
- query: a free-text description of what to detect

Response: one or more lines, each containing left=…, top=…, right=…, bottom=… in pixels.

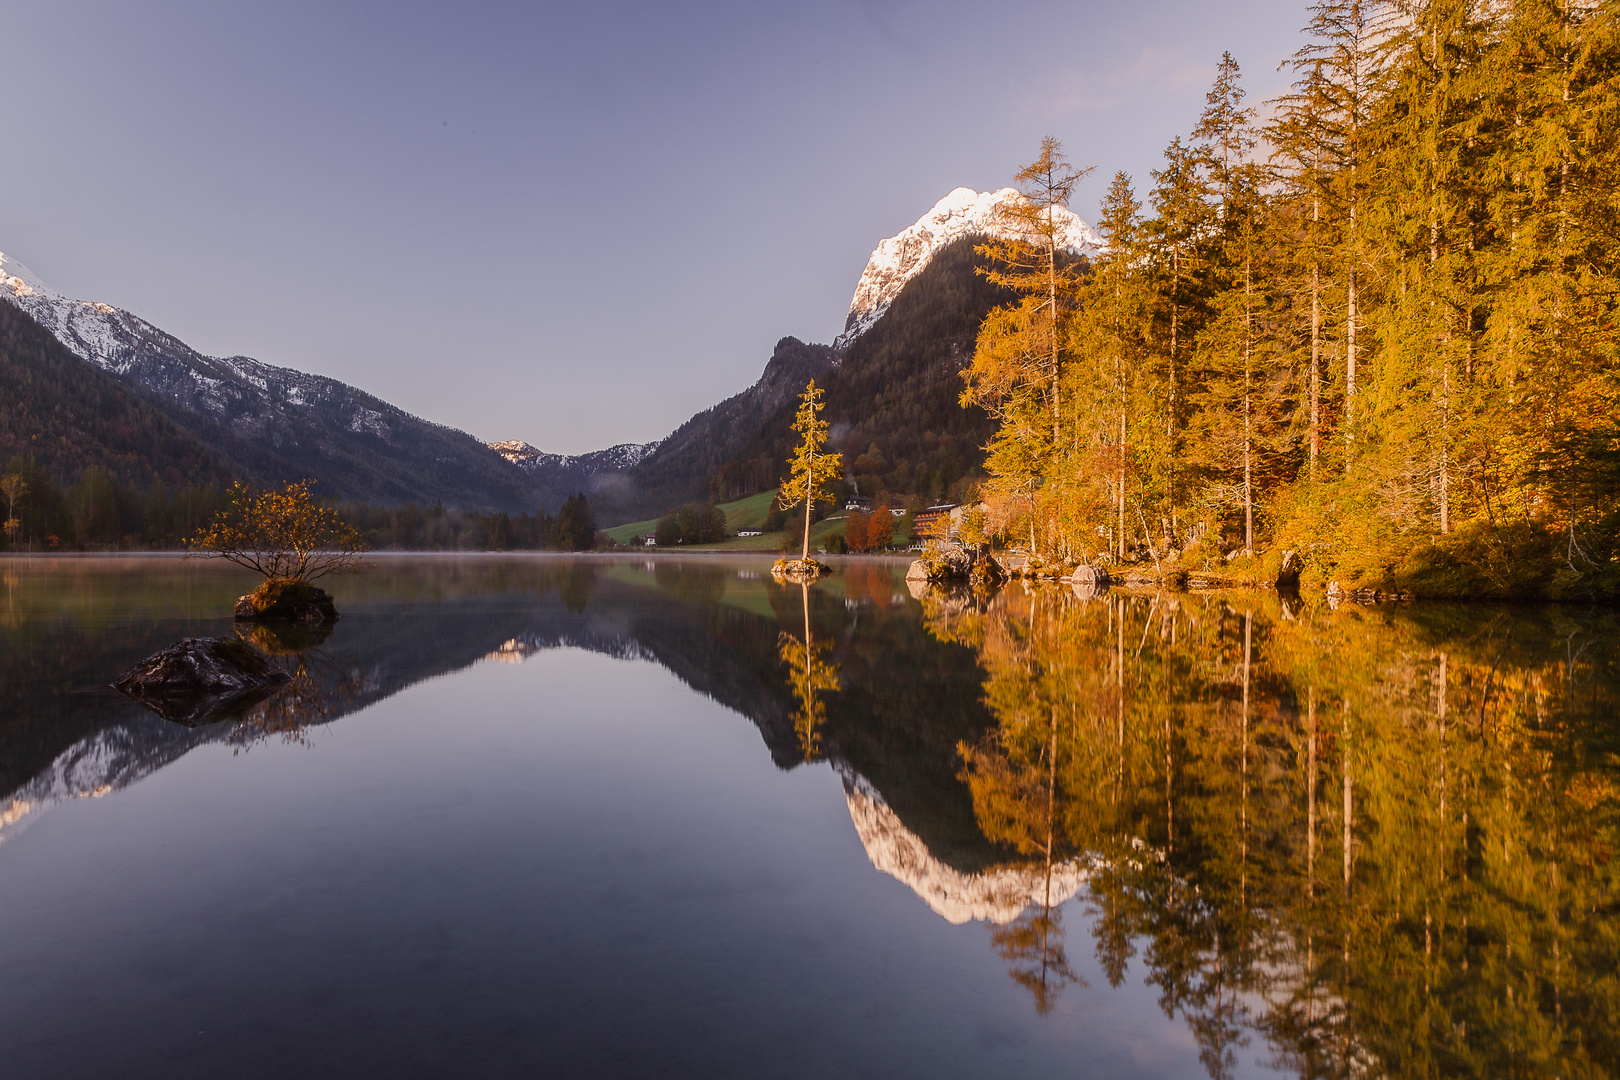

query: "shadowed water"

left=0, top=554, right=1615, bottom=1078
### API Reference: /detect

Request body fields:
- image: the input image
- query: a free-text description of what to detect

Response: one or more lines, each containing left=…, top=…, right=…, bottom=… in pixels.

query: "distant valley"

left=1, top=186, right=1100, bottom=526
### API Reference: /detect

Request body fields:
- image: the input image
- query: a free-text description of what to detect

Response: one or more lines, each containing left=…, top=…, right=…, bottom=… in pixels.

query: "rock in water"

left=114, top=637, right=291, bottom=726
left=772, top=557, right=828, bottom=581
left=235, top=578, right=340, bottom=623
left=906, top=544, right=974, bottom=581
left=1064, top=565, right=1111, bottom=586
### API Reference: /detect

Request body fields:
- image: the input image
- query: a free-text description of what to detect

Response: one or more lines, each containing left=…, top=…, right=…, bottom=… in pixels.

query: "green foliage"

left=555, top=492, right=599, bottom=551
left=655, top=501, right=727, bottom=546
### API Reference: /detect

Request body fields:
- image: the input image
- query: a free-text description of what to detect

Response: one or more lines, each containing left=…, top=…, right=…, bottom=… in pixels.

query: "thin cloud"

left=1024, top=48, right=1213, bottom=120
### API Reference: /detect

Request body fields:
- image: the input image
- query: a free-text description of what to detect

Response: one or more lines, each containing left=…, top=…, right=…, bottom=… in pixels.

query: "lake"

left=1, top=554, right=1616, bottom=1079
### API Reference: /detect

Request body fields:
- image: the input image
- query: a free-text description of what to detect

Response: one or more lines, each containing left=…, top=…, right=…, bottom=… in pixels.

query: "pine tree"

left=973, top=137, right=1094, bottom=449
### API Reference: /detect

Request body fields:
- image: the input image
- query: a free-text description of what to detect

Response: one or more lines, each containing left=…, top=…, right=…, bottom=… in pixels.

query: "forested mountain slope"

left=723, top=235, right=1023, bottom=505
left=610, top=336, right=837, bottom=518
left=1, top=251, right=538, bottom=510
left=0, top=298, right=237, bottom=491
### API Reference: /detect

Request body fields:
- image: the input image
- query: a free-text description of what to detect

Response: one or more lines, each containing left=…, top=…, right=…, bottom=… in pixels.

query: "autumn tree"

left=0, top=472, right=25, bottom=545
left=189, top=480, right=367, bottom=581
left=963, top=137, right=1094, bottom=553
left=779, top=380, right=844, bottom=562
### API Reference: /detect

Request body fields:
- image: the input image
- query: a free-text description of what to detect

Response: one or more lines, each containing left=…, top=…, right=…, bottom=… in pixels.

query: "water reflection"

left=924, top=580, right=1620, bottom=1077
left=0, top=555, right=1616, bottom=1077
left=779, top=581, right=840, bottom=761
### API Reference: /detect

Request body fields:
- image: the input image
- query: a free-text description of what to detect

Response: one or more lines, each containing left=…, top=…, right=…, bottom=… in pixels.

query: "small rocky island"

left=114, top=637, right=291, bottom=726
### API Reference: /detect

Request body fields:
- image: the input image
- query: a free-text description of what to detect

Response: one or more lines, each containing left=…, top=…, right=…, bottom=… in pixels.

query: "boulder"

left=1276, top=549, right=1301, bottom=588
left=113, top=637, right=291, bottom=726
left=235, top=578, right=340, bottom=623
left=907, top=544, right=975, bottom=582
left=1062, top=564, right=1112, bottom=586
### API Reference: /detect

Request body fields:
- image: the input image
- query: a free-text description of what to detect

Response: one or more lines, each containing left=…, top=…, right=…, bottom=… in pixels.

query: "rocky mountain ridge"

left=0, top=251, right=536, bottom=510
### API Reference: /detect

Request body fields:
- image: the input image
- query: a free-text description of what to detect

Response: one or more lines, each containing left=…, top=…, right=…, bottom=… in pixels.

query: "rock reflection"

left=922, top=579, right=1620, bottom=1076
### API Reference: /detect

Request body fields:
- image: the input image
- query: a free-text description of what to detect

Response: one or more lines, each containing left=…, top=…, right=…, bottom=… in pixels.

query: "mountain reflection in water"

left=0, top=554, right=1616, bottom=1078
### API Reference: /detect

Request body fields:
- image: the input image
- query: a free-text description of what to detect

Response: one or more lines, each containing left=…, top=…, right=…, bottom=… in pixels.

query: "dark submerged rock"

left=114, top=637, right=291, bottom=726
left=235, top=578, right=340, bottom=623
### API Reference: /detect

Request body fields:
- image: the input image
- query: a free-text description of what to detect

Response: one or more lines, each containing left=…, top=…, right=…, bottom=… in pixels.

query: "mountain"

left=0, top=252, right=537, bottom=510
left=618, top=336, right=836, bottom=515
left=489, top=438, right=661, bottom=510
left=0, top=296, right=239, bottom=490
left=833, top=186, right=1102, bottom=351
left=575, top=187, right=1098, bottom=523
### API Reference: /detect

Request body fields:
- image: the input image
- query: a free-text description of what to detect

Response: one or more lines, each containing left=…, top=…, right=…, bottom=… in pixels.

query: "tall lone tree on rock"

left=779, top=380, right=843, bottom=562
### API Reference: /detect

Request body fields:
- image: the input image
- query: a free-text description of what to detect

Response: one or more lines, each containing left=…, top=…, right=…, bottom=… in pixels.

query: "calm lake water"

left=1, top=554, right=1616, bottom=1079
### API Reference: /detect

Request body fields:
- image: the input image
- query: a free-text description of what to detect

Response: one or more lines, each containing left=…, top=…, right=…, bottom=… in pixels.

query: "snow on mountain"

left=833, top=187, right=1105, bottom=351
left=0, top=248, right=389, bottom=420
left=490, top=439, right=660, bottom=476
left=0, top=249, right=537, bottom=508
left=839, top=764, right=1088, bottom=925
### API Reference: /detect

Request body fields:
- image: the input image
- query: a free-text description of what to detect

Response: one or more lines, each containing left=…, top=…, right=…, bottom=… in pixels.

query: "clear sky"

left=0, top=0, right=1305, bottom=454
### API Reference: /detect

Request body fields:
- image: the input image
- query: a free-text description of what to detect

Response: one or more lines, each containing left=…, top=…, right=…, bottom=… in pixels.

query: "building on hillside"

left=737, top=529, right=763, bottom=538
left=912, top=504, right=960, bottom=534
left=843, top=496, right=873, bottom=512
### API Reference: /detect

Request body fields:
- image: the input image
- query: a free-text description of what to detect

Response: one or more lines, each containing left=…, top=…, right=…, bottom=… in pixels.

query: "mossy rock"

left=235, top=578, right=340, bottom=623
left=772, top=557, right=828, bottom=581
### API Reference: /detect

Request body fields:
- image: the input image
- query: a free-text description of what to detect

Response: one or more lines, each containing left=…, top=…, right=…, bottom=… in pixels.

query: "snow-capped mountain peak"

left=834, top=187, right=1105, bottom=351
left=489, top=439, right=661, bottom=475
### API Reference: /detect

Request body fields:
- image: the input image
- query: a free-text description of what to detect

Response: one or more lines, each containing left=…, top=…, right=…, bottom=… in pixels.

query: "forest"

left=0, top=455, right=602, bottom=554
left=963, top=0, right=1620, bottom=600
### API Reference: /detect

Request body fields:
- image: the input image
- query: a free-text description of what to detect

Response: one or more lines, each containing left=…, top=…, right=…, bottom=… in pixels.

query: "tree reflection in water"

left=922, top=579, right=1620, bottom=1077
left=230, top=621, right=366, bottom=751
left=779, top=581, right=840, bottom=762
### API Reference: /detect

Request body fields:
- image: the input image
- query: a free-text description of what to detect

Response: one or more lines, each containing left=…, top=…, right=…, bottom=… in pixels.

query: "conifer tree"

left=964, top=138, right=1095, bottom=554
left=1286, top=0, right=1396, bottom=458
left=780, top=380, right=844, bottom=561
left=972, top=137, right=1094, bottom=449
left=1075, top=172, right=1155, bottom=559
left=1147, top=136, right=1216, bottom=534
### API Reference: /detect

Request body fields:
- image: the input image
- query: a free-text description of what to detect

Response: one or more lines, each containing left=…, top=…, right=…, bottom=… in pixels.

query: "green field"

left=604, top=489, right=780, bottom=546
left=605, top=488, right=883, bottom=552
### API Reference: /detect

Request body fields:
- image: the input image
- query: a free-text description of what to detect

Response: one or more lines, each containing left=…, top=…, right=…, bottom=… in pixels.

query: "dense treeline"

left=0, top=456, right=231, bottom=550
left=969, top=0, right=1620, bottom=599
left=653, top=502, right=728, bottom=546
left=0, top=453, right=603, bottom=553
left=339, top=492, right=601, bottom=551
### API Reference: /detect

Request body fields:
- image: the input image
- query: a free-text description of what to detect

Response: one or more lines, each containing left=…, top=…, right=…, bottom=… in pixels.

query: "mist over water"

left=1, top=555, right=1615, bottom=1078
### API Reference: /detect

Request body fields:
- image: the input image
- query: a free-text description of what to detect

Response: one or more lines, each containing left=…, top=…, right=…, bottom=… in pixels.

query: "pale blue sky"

left=0, top=0, right=1303, bottom=453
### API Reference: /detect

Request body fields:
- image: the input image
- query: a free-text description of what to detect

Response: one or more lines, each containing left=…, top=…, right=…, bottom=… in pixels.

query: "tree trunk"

left=1243, top=256, right=1254, bottom=553
left=1310, top=194, right=1321, bottom=484
left=802, top=451, right=813, bottom=561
